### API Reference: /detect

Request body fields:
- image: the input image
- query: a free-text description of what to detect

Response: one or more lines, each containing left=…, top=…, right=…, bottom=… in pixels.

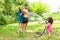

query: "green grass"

left=0, top=22, right=60, bottom=40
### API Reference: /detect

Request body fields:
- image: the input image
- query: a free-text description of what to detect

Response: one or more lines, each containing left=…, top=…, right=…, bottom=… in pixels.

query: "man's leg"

left=21, top=23, right=27, bottom=33
left=21, top=18, right=28, bottom=33
left=21, top=23, right=25, bottom=33
left=25, top=23, right=27, bottom=32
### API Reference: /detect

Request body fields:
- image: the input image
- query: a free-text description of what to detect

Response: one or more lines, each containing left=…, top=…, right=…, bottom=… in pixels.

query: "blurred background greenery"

left=0, top=0, right=60, bottom=40
left=0, top=0, right=60, bottom=25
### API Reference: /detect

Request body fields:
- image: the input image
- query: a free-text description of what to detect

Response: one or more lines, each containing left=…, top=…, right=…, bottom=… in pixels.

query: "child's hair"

left=47, top=17, right=53, bottom=24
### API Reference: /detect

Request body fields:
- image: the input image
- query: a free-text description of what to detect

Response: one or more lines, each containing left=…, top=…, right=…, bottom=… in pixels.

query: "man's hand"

left=29, top=14, right=32, bottom=17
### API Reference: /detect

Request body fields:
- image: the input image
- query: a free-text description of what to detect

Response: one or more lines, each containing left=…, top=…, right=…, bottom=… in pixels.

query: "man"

left=22, top=4, right=31, bottom=33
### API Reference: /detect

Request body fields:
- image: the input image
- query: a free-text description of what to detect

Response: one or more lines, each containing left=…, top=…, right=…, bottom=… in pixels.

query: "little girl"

left=46, top=17, right=53, bottom=37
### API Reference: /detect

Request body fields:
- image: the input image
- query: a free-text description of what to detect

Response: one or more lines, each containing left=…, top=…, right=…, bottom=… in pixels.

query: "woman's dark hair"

left=19, top=7, right=22, bottom=13
left=47, top=17, right=53, bottom=24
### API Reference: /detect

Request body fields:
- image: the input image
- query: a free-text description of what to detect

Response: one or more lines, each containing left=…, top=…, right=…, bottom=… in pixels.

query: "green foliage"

left=42, top=11, right=60, bottom=20
left=3, top=0, right=12, bottom=15
left=0, top=12, right=17, bottom=25
left=52, top=12, right=60, bottom=20
left=0, top=13, right=6, bottom=25
left=0, top=0, right=28, bottom=25
left=0, top=10, right=7, bottom=25
left=30, top=2, right=50, bottom=16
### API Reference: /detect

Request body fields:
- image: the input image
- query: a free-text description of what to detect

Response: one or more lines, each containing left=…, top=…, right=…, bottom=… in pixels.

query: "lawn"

left=0, top=22, right=60, bottom=40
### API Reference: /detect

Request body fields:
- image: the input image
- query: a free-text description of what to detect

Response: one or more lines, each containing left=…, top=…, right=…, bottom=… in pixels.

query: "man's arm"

left=23, top=9, right=31, bottom=16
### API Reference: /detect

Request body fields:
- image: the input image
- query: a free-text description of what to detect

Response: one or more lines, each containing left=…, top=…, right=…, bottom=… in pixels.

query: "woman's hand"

left=20, top=13, right=22, bottom=16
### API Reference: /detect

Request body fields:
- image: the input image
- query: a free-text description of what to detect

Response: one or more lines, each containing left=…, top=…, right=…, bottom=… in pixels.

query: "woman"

left=17, top=6, right=23, bottom=33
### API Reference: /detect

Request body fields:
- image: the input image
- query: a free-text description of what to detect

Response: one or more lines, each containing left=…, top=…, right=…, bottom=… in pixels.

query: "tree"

left=0, top=0, right=28, bottom=25
left=30, top=2, right=50, bottom=17
left=3, top=0, right=12, bottom=15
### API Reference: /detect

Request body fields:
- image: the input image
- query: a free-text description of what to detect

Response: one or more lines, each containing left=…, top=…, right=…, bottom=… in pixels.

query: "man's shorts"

left=22, top=17, right=28, bottom=23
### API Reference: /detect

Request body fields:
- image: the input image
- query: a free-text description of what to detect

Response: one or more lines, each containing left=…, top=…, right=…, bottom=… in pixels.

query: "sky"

left=28, top=0, right=60, bottom=12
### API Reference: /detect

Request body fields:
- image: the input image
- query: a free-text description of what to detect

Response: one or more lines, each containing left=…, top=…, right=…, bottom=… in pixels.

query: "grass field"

left=0, top=22, right=60, bottom=40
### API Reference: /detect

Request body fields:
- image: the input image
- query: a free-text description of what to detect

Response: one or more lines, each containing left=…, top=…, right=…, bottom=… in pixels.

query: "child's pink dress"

left=46, top=23, right=52, bottom=33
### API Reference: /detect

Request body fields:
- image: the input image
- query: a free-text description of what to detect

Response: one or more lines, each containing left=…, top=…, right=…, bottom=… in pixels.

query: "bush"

left=0, top=12, right=6, bottom=25
left=0, top=12, right=18, bottom=25
left=29, top=2, right=50, bottom=16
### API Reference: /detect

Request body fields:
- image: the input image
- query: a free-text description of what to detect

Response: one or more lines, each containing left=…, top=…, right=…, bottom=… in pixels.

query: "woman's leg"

left=18, top=23, right=20, bottom=31
left=17, top=23, right=22, bottom=33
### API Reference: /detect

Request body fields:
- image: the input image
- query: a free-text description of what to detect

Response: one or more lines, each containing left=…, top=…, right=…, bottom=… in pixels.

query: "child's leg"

left=46, top=30, right=50, bottom=40
left=46, top=30, right=51, bottom=37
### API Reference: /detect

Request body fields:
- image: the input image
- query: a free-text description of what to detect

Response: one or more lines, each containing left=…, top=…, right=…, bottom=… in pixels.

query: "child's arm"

left=46, top=23, right=50, bottom=29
